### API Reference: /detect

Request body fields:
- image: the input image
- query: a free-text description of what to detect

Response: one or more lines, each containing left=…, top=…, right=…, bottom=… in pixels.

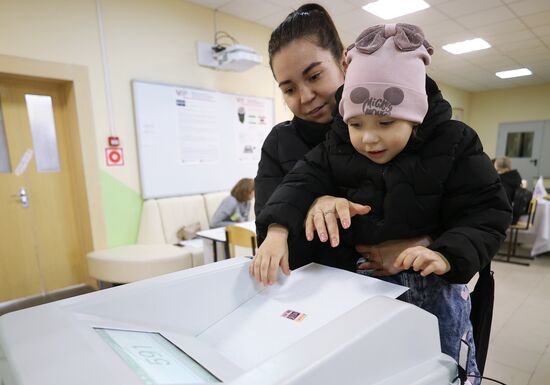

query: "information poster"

left=234, top=96, right=271, bottom=161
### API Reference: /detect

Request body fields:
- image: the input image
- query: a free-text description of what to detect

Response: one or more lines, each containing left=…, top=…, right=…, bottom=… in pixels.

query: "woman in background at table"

left=211, top=178, right=254, bottom=228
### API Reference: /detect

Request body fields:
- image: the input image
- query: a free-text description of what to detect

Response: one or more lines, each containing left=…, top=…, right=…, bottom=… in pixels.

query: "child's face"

left=271, top=38, right=345, bottom=124
left=347, top=115, right=414, bottom=164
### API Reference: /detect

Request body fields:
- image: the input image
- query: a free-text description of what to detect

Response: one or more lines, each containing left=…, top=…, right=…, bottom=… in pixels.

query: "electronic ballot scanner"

left=0, top=257, right=459, bottom=385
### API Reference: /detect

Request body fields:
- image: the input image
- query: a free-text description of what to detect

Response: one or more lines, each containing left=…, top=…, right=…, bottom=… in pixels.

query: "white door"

left=496, top=121, right=544, bottom=189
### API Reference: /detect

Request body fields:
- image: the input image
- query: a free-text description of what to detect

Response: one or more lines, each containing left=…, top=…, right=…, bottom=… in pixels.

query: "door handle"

left=530, top=159, right=538, bottom=167
left=12, top=187, right=29, bottom=208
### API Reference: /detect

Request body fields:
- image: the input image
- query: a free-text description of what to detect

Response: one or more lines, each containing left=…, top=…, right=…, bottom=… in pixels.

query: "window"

left=505, top=132, right=533, bottom=158
left=0, top=98, right=11, bottom=173
left=25, top=94, right=60, bottom=172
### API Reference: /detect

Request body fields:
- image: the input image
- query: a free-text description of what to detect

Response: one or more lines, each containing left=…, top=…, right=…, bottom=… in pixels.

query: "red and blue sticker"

left=281, top=310, right=306, bottom=322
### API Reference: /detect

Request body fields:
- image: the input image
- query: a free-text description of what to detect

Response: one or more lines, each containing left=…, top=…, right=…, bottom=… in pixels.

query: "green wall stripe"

left=100, top=170, right=143, bottom=247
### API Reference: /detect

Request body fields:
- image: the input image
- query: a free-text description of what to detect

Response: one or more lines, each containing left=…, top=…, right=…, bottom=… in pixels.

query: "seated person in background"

left=211, top=178, right=254, bottom=227
left=494, top=156, right=522, bottom=203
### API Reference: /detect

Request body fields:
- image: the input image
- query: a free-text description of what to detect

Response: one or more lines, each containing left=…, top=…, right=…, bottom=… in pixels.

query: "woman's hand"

left=356, top=245, right=405, bottom=276
left=305, top=196, right=371, bottom=247
left=394, top=246, right=450, bottom=277
left=249, top=225, right=290, bottom=285
left=356, top=236, right=432, bottom=276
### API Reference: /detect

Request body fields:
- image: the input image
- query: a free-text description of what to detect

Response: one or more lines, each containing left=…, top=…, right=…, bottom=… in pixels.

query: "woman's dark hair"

left=268, top=3, right=344, bottom=70
left=231, top=178, right=255, bottom=202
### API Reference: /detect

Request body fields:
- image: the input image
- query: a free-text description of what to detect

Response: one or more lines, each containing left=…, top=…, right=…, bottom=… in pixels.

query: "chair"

left=225, top=225, right=257, bottom=258
left=496, top=198, right=538, bottom=266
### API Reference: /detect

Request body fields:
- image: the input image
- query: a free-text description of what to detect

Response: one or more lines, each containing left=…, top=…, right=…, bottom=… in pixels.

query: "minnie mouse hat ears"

left=339, top=23, right=433, bottom=124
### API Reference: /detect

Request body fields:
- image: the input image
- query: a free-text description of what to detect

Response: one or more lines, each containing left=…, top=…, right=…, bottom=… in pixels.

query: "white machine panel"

left=0, top=258, right=458, bottom=385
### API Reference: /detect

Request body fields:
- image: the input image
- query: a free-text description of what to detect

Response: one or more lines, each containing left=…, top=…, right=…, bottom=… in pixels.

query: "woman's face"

left=271, top=38, right=344, bottom=124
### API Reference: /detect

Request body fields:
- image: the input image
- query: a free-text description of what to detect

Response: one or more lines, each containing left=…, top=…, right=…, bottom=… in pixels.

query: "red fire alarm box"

left=108, top=136, right=120, bottom=147
left=105, top=147, right=124, bottom=166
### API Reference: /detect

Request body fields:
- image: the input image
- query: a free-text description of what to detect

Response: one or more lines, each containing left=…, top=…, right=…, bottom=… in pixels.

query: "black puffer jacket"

left=499, top=169, right=522, bottom=203
left=255, top=116, right=329, bottom=220
left=255, top=116, right=358, bottom=271
left=257, top=78, right=511, bottom=284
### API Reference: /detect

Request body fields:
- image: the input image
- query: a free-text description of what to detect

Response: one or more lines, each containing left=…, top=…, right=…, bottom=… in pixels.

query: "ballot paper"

left=197, top=263, right=407, bottom=370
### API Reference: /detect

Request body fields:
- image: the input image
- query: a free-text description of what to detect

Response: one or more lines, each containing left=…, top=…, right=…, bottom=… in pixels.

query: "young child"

left=252, top=24, right=511, bottom=383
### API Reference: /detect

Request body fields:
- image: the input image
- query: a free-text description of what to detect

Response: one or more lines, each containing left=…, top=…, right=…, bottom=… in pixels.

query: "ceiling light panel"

left=442, top=38, right=491, bottom=55
left=495, top=68, right=533, bottom=79
left=362, top=0, right=430, bottom=20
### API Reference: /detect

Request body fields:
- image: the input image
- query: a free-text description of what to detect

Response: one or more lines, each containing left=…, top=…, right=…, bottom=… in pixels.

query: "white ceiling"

left=186, top=0, right=550, bottom=92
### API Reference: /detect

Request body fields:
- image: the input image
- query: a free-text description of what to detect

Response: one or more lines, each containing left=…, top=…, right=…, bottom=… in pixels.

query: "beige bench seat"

left=86, top=191, right=246, bottom=285
left=87, top=244, right=193, bottom=284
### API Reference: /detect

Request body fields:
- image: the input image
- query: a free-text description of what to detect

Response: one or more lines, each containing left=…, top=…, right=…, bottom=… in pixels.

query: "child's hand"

left=249, top=225, right=290, bottom=285
left=393, top=246, right=450, bottom=276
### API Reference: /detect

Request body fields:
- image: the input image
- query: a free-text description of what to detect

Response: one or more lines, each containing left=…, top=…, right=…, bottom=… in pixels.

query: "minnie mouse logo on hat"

left=350, top=86, right=405, bottom=116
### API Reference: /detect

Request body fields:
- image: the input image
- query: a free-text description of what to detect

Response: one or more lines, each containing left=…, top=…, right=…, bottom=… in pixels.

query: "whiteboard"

left=132, top=81, right=274, bottom=198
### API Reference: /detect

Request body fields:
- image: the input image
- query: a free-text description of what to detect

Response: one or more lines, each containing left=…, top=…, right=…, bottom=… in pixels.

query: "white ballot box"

left=0, top=258, right=458, bottom=385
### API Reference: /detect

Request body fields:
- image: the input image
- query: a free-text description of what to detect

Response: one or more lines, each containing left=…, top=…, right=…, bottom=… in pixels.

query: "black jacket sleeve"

left=256, top=142, right=338, bottom=241
left=429, top=125, right=512, bottom=283
left=254, top=129, right=285, bottom=227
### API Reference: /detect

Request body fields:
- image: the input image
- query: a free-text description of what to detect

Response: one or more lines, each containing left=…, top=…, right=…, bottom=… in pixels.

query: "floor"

left=480, top=254, right=550, bottom=385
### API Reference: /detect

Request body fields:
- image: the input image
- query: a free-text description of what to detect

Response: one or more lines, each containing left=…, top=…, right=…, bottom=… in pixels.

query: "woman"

left=256, top=4, right=425, bottom=274
left=211, top=178, right=254, bottom=228
left=255, top=3, right=361, bottom=272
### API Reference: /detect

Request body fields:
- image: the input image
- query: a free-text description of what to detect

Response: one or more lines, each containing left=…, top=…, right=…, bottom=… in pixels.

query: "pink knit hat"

left=339, top=23, right=433, bottom=124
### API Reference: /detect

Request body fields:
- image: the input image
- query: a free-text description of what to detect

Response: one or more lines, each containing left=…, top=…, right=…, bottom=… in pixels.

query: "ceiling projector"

left=197, top=41, right=262, bottom=72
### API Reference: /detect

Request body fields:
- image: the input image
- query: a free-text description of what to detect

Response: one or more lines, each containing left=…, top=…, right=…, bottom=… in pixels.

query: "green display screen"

left=95, top=328, right=221, bottom=384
